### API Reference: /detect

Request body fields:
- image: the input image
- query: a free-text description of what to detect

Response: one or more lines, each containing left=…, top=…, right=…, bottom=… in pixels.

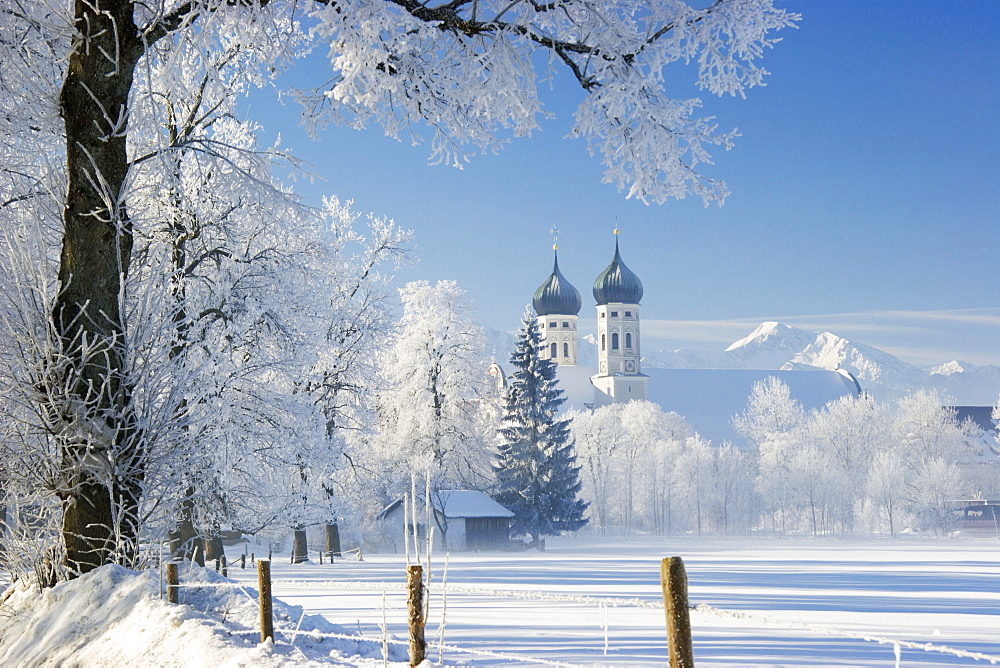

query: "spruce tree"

left=495, top=310, right=588, bottom=548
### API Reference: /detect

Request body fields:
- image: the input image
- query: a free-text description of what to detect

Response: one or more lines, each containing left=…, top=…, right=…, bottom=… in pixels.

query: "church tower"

left=532, top=246, right=582, bottom=365
left=591, top=231, right=647, bottom=406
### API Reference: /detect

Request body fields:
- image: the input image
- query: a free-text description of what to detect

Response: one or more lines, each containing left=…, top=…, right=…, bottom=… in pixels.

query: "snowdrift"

left=0, top=563, right=404, bottom=667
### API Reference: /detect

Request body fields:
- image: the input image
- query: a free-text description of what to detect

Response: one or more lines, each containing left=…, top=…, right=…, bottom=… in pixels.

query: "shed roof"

left=377, top=490, right=514, bottom=521
left=439, top=490, right=515, bottom=518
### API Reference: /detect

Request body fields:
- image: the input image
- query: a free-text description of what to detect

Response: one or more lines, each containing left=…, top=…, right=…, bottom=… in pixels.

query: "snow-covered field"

left=232, top=534, right=1000, bottom=667
left=2, top=534, right=998, bottom=666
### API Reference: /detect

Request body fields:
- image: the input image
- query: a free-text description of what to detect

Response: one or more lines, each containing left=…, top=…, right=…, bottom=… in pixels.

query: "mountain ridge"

left=646, top=321, right=999, bottom=405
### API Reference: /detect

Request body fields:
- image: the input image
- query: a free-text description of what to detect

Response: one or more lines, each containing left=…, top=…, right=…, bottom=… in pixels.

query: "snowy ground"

left=1, top=534, right=998, bottom=666
left=224, top=533, right=1000, bottom=667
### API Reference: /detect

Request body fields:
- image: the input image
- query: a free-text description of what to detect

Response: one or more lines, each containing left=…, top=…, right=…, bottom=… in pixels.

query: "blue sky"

left=247, top=1, right=1000, bottom=367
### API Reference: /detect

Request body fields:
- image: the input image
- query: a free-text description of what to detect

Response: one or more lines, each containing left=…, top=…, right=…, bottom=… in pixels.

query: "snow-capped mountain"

left=928, top=360, right=1000, bottom=406
left=647, top=321, right=1000, bottom=405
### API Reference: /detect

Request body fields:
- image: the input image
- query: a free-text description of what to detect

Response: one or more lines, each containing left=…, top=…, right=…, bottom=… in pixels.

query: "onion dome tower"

left=591, top=230, right=647, bottom=406
left=532, top=246, right=582, bottom=365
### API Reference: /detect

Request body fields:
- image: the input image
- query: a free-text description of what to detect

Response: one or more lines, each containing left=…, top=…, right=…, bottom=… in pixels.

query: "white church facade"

left=531, top=233, right=861, bottom=445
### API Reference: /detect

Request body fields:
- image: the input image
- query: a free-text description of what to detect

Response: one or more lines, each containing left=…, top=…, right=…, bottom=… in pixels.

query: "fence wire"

left=164, top=574, right=1000, bottom=665
left=227, top=624, right=583, bottom=667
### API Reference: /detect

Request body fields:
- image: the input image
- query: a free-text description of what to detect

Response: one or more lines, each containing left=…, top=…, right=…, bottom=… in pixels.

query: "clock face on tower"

left=625, top=359, right=636, bottom=372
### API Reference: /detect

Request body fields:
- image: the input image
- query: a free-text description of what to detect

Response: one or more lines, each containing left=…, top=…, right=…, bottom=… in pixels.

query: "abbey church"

left=530, top=233, right=861, bottom=445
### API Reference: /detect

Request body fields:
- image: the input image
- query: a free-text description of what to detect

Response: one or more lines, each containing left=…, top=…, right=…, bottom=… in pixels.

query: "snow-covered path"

left=223, top=534, right=1000, bottom=666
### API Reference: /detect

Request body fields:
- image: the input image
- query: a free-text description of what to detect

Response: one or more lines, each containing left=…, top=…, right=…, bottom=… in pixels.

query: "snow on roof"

left=439, top=490, right=514, bottom=518
left=554, top=364, right=598, bottom=411
left=378, top=490, right=514, bottom=520
left=557, top=366, right=860, bottom=446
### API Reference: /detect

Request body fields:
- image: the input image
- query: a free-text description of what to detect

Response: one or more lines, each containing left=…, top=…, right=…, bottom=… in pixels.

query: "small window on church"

left=562, top=321, right=569, bottom=328
left=563, top=342, right=569, bottom=357
left=601, top=334, right=606, bottom=351
left=625, top=332, right=632, bottom=349
left=550, top=342, right=557, bottom=358
left=610, top=311, right=619, bottom=318
left=611, top=333, right=619, bottom=350
left=625, top=311, right=632, bottom=318
left=600, top=312, right=605, bottom=319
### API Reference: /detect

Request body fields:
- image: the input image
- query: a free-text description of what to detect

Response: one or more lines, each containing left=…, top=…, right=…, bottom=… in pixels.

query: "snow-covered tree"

left=674, top=435, right=715, bottom=535
left=495, top=311, right=587, bottom=548
left=568, top=406, right=627, bottom=533
left=866, top=449, right=907, bottom=537
left=647, top=427, right=690, bottom=536
left=734, top=377, right=804, bottom=533
left=571, top=400, right=692, bottom=534
left=709, top=442, right=755, bottom=535
left=375, top=280, right=494, bottom=490
left=891, top=391, right=977, bottom=534
left=993, top=398, right=1000, bottom=445
left=0, top=0, right=796, bottom=573
left=733, top=376, right=806, bottom=449
left=806, top=394, right=891, bottom=534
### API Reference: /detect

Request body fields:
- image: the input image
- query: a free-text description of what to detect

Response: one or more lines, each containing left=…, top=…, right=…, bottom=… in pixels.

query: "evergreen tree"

left=495, top=311, right=588, bottom=548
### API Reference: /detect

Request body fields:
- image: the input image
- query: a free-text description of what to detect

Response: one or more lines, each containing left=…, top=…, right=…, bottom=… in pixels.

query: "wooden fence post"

left=221, top=556, right=228, bottom=577
left=661, top=556, right=694, bottom=667
left=258, top=560, right=274, bottom=643
left=166, top=562, right=179, bottom=604
left=241, top=553, right=246, bottom=569
left=407, top=565, right=425, bottom=666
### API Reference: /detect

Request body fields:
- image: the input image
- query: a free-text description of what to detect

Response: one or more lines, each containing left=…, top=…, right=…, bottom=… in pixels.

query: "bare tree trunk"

left=55, top=0, right=146, bottom=576
left=324, top=522, right=341, bottom=558
left=292, top=528, right=309, bottom=564
left=0, top=503, right=7, bottom=566
left=171, top=489, right=206, bottom=566
left=202, top=519, right=223, bottom=563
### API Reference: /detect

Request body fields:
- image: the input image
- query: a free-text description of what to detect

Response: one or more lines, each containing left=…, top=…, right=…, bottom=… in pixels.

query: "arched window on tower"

left=563, top=342, right=569, bottom=358
left=550, top=342, right=557, bottom=358
left=611, top=333, right=619, bottom=350
left=625, top=332, right=632, bottom=349
left=601, top=334, right=606, bottom=351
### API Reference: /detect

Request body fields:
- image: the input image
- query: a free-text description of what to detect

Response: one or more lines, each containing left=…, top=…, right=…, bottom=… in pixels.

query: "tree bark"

left=205, top=535, right=224, bottom=563
left=292, top=528, right=309, bottom=564
left=55, top=0, right=145, bottom=575
left=171, top=489, right=206, bottom=566
left=324, top=522, right=341, bottom=558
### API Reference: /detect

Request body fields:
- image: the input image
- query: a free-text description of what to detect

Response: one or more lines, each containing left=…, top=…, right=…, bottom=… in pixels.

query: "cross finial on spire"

left=550, top=224, right=559, bottom=251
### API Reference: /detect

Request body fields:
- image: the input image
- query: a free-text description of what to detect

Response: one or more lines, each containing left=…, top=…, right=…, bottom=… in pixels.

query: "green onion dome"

left=593, top=235, right=643, bottom=305
left=533, top=249, right=582, bottom=316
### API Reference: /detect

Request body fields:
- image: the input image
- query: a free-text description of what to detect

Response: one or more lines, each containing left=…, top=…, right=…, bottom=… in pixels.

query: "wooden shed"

left=377, top=490, right=515, bottom=552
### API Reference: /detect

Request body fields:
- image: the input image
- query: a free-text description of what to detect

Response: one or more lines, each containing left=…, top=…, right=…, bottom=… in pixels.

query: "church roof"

left=593, top=236, right=643, bottom=305
left=951, top=406, right=997, bottom=434
left=533, top=249, right=582, bottom=316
